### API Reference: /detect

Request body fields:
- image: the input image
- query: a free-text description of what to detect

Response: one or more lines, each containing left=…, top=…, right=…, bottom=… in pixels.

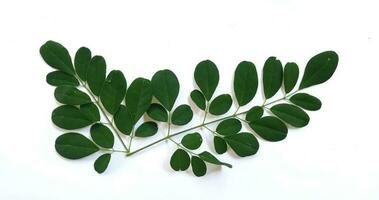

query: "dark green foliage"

left=283, top=62, right=299, bottom=93
left=87, top=56, right=106, bottom=96
left=126, top=78, right=152, bottom=122
left=190, top=90, right=206, bottom=110
left=171, top=104, right=193, bottom=125
left=234, top=61, right=258, bottom=106
left=90, top=123, right=114, bottom=148
left=270, top=104, right=310, bottom=127
left=209, top=94, right=232, bottom=115
left=249, top=116, right=288, bottom=141
left=263, top=57, right=283, bottom=99
left=194, top=60, right=219, bottom=100
left=55, top=133, right=99, bottom=159
left=245, top=106, right=263, bottom=122
left=181, top=133, right=202, bottom=150
left=152, top=70, right=179, bottom=111
left=80, top=103, right=100, bottom=122
left=46, top=71, right=79, bottom=86
left=214, top=136, right=227, bottom=154
left=135, top=121, right=158, bottom=137
left=40, top=41, right=75, bottom=75
left=198, top=151, right=232, bottom=168
left=94, top=153, right=111, bottom=174
left=54, top=86, right=91, bottom=105
left=100, top=70, right=127, bottom=114
left=170, top=149, right=190, bottom=171
left=191, top=156, right=207, bottom=177
left=52, top=105, right=97, bottom=130
left=290, top=93, right=322, bottom=111
left=216, top=118, right=241, bottom=136
left=74, top=47, right=91, bottom=81
left=114, top=105, right=134, bottom=135
left=224, top=133, right=259, bottom=157
left=147, top=103, right=168, bottom=122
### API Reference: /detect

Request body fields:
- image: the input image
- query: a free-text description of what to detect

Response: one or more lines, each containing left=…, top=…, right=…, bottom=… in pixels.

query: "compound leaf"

left=151, top=69, right=179, bottom=111
left=283, top=62, right=299, bottom=93
left=194, top=60, right=219, bottom=100
left=263, top=57, right=283, bottom=99
left=234, top=61, right=258, bottom=106
left=87, top=56, right=106, bottom=96
left=171, top=104, right=193, bottom=125
left=74, top=47, right=91, bottom=81
left=55, top=132, right=99, bottom=159
left=170, top=149, right=190, bottom=171
left=290, top=93, right=322, bottom=111
left=147, top=103, right=168, bottom=122
left=125, top=78, right=152, bottom=122
left=54, top=86, right=91, bottom=105
left=46, top=71, right=79, bottom=87
left=209, top=94, right=232, bottom=115
left=40, top=41, right=75, bottom=75
left=190, top=90, right=206, bottom=110
left=224, top=133, right=259, bottom=157
left=135, top=121, right=158, bottom=137
left=94, top=153, right=111, bottom=174
left=216, top=118, right=241, bottom=136
left=249, top=116, right=288, bottom=141
left=270, top=103, right=310, bottom=127
left=181, top=132, right=202, bottom=150
left=90, top=123, right=114, bottom=148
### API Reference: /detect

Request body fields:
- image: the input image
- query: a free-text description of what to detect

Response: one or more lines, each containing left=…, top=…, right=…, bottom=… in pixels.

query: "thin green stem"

left=128, top=127, right=135, bottom=151
left=168, top=138, right=197, bottom=156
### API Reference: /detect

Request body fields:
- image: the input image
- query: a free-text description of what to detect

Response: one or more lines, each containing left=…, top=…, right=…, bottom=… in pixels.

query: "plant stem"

left=128, top=127, right=135, bottom=151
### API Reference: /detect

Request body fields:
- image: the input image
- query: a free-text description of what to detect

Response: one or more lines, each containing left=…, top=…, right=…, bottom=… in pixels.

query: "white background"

left=0, top=0, right=378, bottom=199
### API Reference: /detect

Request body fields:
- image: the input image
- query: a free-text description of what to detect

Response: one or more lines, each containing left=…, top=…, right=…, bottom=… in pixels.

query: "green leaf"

left=55, top=132, right=99, bottom=159
left=90, top=123, right=114, bottom=148
left=52, top=105, right=97, bottom=130
left=54, top=86, right=91, bottom=105
left=198, top=151, right=232, bottom=168
left=74, top=47, right=91, bottom=81
left=46, top=71, right=79, bottom=87
left=80, top=103, right=100, bottom=122
left=100, top=70, right=127, bottom=114
left=171, top=104, right=193, bottom=125
left=170, top=149, right=190, bottom=171
left=283, top=62, right=299, bottom=93
left=190, top=90, right=206, bottom=110
left=194, top=60, right=219, bottom=100
left=191, top=156, right=207, bottom=177
left=224, top=133, right=259, bottom=157
left=151, top=69, right=179, bottom=111
left=263, top=57, right=283, bottom=99
left=299, top=51, right=338, bottom=89
left=87, top=56, right=106, bottom=96
left=147, top=103, right=168, bottom=122
left=114, top=105, right=134, bottom=135
left=270, top=103, right=310, bottom=127
left=135, top=121, right=158, bottom=137
left=214, top=136, right=227, bottom=154
left=40, top=41, right=75, bottom=75
left=209, top=94, right=232, bottom=115
left=126, top=78, right=152, bottom=122
left=245, top=106, right=263, bottom=122
left=249, top=116, right=288, bottom=141
left=181, top=132, right=202, bottom=150
left=94, top=153, right=111, bottom=174
left=290, top=93, right=322, bottom=111
left=216, top=118, right=241, bottom=136
left=234, top=61, right=258, bottom=106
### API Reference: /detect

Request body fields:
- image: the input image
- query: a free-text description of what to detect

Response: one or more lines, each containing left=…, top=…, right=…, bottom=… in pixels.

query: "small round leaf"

left=54, top=86, right=91, bottom=105
left=100, top=70, right=127, bottom=114
left=135, top=121, right=158, bottom=137
left=224, top=133, right=259, bottom=157
left=147, top=103, right=168, bottom=122
left=114, top=105, right=134, bottom=135
left=40, top=41, right=75, bottom=75
left=171, top=104, right=193, bottom=125
left=151, top=69, right=179, bottom=111
left=74, top=47, right=91, bottom=81
left=190, top=90, right=206, bottom=110
left=181, top=133, right=202, bottom=150
left=209, top=94, right=232, bottom=115
left=245, top=106, right=264, bottom=122
left=263, top=57, right=283, bottom=99
left=249, top=116, right=288, bottom=141
left=52, top=105, right=96, bottom=130
left=126, top=78, right=152, bottom=122
left=214, top=136, right=227, bottom=154
left=55, top=132, right=99, bottom=159
left=170, top=149, right=190, bottom=171
left=270, top=103, right=310, bottom=127
left=191, top=156, right=207, bottom=177
left=290, top=93, right=322, bottom=111
left=46, top=71, right=79, bottom=87
left=94, top=153, right=111, bottom=174
left=216, top=118, right=241, bottom=136
left=194, top=60, right=219, bottom=101
left=80, top=103, right=100, bottom=122
left=283, top=62, right=299, bottom=93
left=234, top=61, right=258, bottom=106
left=87, top=56, right=106, bottom=96
left=90, top=123, right=114, bottom=148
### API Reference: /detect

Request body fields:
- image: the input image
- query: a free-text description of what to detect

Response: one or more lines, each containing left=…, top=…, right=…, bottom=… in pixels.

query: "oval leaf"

left=114, top=105, right=134, bottom=135
left=151, top=69, right=179, bottom=111
left=263, top=57, right=283, bottom=99
left=171, top=104, right=193, bottom=126
left=214, top=136, right=227, bottom=154
left=40, top=41, right=75, bottom=75
left=80, top=103, right=100, bottom=122
left=190, top=90, right=206, bottom=110
left=87, top=56, right=106, bottom=96
left=245, top=106, right=264, bottom=122
left=135, top=121, right=158, bottom=137
left=270, top=103, right=310, bottom=127
left=90, top=123, right=114, bottom=148
left=249, top=116, right=288, bottom=141
left=290, top=93, right=322, bottom=111
left=147, top=103, right=168, bottom=122
left=170, top=149, right=190, bottom=171
left=74, top=47, right=91, bottom=81
left=198, top=151, right=232, bottom=168
left=191, top=156, right=207, bottom=177
left=54, top=86, right=91, bottom=105
left=194, top=60, right=219, bottom=100
left=55, top=132, right=99, bottom=159
left=234, top=61, right=258, bottom=106
left=181, top=132, right=202, bottom=150
left=216, top=118, right=241, bottom=136
left=52, top=105, right=96, bottom=130
left=94, top=153, right=111, bottom=174
left=46, top=71, right=79, bottom=87
left=100, top=70, right=127, bottom=114
left=224, top=133, right=259, bottom=157
left=209, top=94, right=232, bottom=115
left=126, top=78, right=152, bottom=122
left=283, top=62, right=299, bottom=93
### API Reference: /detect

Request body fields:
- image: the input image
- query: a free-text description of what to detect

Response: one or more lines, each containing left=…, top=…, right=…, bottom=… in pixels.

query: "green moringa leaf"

left=40, top=41, right=75, bottom=75
left=190, top=90, right=206, bottom=110
left=283, top=62, right=299, bottom=93
left=224, top=133, right=259, bottom=157
left=52, top=105, right=97, bottom=130
left=214, top=136, right=227, bottom=154
left=194, top=60, right=219, bottom=100
left=46, top=71, right=79, bottom=87
left=147, top=103, right=168, bottom=122
left=209, top=94, right=232, bottom=115
left=90, top=123, right=114, bottom=148
left=87, top=56, right=106, bottom=96
left=216, top=118, right=241, bottom=136
left=290, top=93, right=322, bottom=111
left=181, top=132, right=202, bottom=150
left=299, top=51, right=338, bottom=89
left=114, top=105, right=134, bottom=135
left=249, top=116, right=288, bottom=141
left=55, top=132, right=99, bottom=159
left=151, top=69, right=179, bottom=111
left=198, top=151, right=232, bottom=168
left=74, top=47, right=91, bottom=81
left=126, top=78, right=152, bottom=122
left=100, top=70, right=127, bottom=114
left=263, top=57, right=283, bottom=99
left=80, top=103, right=100, bottom=122
left=94, top=153, right=111, bottom=174
left=170, top=149, right=190, bottom=171
left=191, top=156, right=207, bottom=177
left=234, top=61, right=258, bottom=106
left=135, top=121, right=158, bottom=137
left=245, top=106, right=264, bottom=122
left=171, top=104, right=193, bottom=125
left=270, top=103, right=310, bottom=127
left=54, top=86, right=91, bottom=105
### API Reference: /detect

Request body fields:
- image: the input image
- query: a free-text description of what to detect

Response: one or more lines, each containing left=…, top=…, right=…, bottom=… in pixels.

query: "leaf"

left=191, top=156, right=207, bottom=177
left=54, top=86, right=91, bottom=105
left=55, top=132, right=99, bottom=159
left=147, top=103, right=168, bottom=122
left=40, top=41, right=75, bottom=75
left=94, top=153, right=111, bottom=174
left=209, top=94, right=232, bottom=115
left=234, top=61, right=258, bottom=106
left=299, top=51, right=339, bottom=89
left=90, top=123, right=114, bottom=148
left=181, top=132, right=202, bottom=150
left=245, top=106, right=263, bottom=122
left=198, top=151, right=232, bottom=168
left=46, top=71, right=79, bottom=87
left=194, top=60, right=219, bottom=100
left=270, top=103, right=310, bottom=127
left=52, top=105, right=96, bottom=130
left=249, top=116, right=288, bottom=141
left=216, top=118, right=241, bottom=136
left=100, top=70, right=127, bottom=114
left=290, top=93, right=322, bottom=111
left=87, top=56, right=106, bottom=96
left=170, top=149, right=190, bottom=171
left=114, top=105, right=134, bottom=135
left=151, top=69, right=179, bottom=111
left=135, top=121, right=158, bottom=137
left=74, top=47, right=91, bottom=81
left=224, top=133, right=259, bottom=157
left=171, top=104, right=193, bottom=125
left=263, top=57, right=283, bottom=99
left=80, top=103, right=100, bottom=122
left=214, top=136, right=227, bottom=154
left=190, top=90, right=206, bottom=110
left=125, top=78, right=152, bottom=122
left=283, top=62, right=299, bottom=93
